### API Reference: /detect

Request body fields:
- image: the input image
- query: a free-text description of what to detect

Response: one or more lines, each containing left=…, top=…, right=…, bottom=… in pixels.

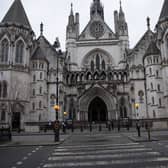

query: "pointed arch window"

left=0, top=82, right=1, bottom=98
left=32, top=102, right=35, bottom=110
left=33, top=74, right=36, bottom=82
left=96, top=54, right=100, bottom=70
left=39, top=87, right=42, bottom=94
left=102, top=60, right=105, bottom=70
left=39, top=101, right=42, bottom=109
left=15, top=40, right=24, bottom=63
left=1, top=110, right=6, bottom=121
left=2, top=81, right=7, bottom=98
left=1, top=39, right=9, bottom=62
left=91, top=60, right=94, bottom=71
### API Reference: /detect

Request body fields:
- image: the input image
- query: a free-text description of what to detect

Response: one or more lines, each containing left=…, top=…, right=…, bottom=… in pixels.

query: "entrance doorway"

left=12, top=112, right=21, bottom=130
left=88, top=97, right=108, bottom=122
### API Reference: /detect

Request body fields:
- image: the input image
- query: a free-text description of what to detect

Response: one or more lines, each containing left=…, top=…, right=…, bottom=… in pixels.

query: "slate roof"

left=159, top=0, right=168, bottom=22
left=31, top=46, right=49, bottom=63
left=145, top=41, right=160, bottom=56
left=1, top=0, right=31, bottom=29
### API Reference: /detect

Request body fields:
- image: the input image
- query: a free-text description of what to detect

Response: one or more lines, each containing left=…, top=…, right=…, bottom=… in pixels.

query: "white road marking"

left=57, top=142, right=139, bottom=149
left=43, top=157, right=168, bottom=167
left=16, top=161, right=23, bottom=165
left=23, top=156, right=28, bottom=160
left=32, top=150, right=36, bottom=153
left=28, top=153, right=32, bottom=156
left=49, top=152, right=160, bottom=161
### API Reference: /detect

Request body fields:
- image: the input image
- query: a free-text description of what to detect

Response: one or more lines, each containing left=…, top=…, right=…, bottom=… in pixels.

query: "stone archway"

left=79, top=86, right=117, bottom=121
left=88, top=97, right=108, bottom=122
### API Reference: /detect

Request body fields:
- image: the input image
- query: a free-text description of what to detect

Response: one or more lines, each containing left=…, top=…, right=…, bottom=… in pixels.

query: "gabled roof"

left=1, top=0, right=31, bottom=29
left=129, top=29, right=154, bottom=56
left=31, top=46, right=49, bottom=63
left=159, top=0, right=168, bottom=22
left=145, top=41, right=160, bottom=56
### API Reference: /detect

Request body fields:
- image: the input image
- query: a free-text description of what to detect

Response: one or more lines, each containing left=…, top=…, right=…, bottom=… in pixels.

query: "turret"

left=66, top=3, right=79, bottom=40
left=118, top=0, right=128, bottom=37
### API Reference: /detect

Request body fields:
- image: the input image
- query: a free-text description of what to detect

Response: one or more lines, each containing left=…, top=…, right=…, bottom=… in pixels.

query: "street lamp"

left=135, top=103, right=140, bottom=119
left=53, top=37, right=61, bottom=142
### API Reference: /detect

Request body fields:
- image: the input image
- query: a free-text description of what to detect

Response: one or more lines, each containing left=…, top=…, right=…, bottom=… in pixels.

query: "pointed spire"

left=119, top=0, right=125, bottom=22
left=159, top=0, right=168, bottom=22
left=40, top=22, right=43, bottom=36
left=70, top=3, right=73, bottom=15
left=147, top=17, right=150, bottom=30
left=1, top=0, right=31, bottom=29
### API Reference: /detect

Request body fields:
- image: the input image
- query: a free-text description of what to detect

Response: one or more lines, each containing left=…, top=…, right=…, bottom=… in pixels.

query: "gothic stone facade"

left=0, top=0, right=168, bottom=131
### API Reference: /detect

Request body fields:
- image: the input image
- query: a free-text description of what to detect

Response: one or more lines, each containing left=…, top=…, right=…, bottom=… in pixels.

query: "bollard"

left=89, top=124, right=92, bottom=132
left=99, top=124, right=102, bottom=132
left=80, top=125, right=83, bottom=132
left=147, top=128, right=151, bottom=141
left=108, top=124, right=111, bottom=131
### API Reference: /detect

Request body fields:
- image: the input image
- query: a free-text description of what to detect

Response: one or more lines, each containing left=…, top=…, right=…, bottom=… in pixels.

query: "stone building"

left=0, top=0, right=168, bottom=131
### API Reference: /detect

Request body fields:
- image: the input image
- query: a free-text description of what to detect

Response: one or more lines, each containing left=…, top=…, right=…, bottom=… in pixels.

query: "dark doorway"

left=12, top=112, right=21, bottom=130
left=88, top=97, right=108, bottom=122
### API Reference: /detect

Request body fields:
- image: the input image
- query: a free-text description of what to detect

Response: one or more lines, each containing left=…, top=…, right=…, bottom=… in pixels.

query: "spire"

left=147, top=17, right=150, bottom=30
left=68, top=3, right=74, bottom=25
left=90, top=0, right=104, bottom=20
left=1, top=0, right=31, bottom=29
left=40, top=22, right=43, bottom=36
left=159, top=0, right=168, bottom=22
left=70, top=3, right=73, bottom=15
left=119, top=0, right=125, bottom=22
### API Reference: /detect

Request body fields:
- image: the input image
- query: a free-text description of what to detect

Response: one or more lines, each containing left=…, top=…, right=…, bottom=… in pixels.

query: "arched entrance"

left=88, top=97, right=108, bottom=122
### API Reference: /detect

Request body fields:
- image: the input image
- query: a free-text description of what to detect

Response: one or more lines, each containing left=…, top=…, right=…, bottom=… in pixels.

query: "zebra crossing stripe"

left=56, top=142, right=139, bottom=149
left=43, top=157, right=168, bottom=167
left=53, top=148, right=152, bottom=156
left=49, top=152, right=160, bottom=161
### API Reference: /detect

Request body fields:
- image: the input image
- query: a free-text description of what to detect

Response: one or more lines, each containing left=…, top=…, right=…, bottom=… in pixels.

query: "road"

left=0, top=131, right=168, bottom=168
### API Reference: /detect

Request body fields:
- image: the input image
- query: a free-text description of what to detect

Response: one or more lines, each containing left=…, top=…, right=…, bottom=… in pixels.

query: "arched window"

left=159, top=98, right=162, bottom=107
left=39, top=87, right=42, bottom=94
left=151, top=83, right=153, bottom=90
left=33, top=89, right=35, bottom=96
left=124, top=107, right=127, bottom=118
left=39, top=101, right=42, bottom=109
left=1, top=39, right=9, bottom=62
left=1, top=110, right=5, bottom=121
left=149, top=68, right=152, bottom=75
left=158, top=84, right=161, bottom=91
left=153, top=110, right=156, bottom=118
left=40, top=72, right=43, bottom=80
left=33, top=75, right=36, bottom=82
left=0, top=82, right=1, bottom=97
left=32, top=102, right=35, bottom=110
left=91, top=60, right=94, bottom=71
left=152, top=97, right=155, bottom=105
left=15, top=40, right=24, bottom=63
left=102, top=60, right=105, bottom=70
left=156, top=70, right=159, bottom=77
left=3, top=81, right=7, bottom=98
left=96, top=54, right=100, bottom=70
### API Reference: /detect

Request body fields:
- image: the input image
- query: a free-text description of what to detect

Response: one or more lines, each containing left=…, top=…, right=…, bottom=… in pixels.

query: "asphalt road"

left=0, top=145, right=56, bottom=168
left=1, top=131, right=168, bottom=168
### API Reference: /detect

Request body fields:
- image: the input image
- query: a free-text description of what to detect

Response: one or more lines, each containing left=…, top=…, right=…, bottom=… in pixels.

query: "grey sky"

left=0, top=0, right=164, bottom=50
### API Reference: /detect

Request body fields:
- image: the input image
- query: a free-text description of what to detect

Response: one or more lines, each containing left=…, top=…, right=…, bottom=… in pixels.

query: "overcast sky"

left=0, top=0, right=165, bottom=50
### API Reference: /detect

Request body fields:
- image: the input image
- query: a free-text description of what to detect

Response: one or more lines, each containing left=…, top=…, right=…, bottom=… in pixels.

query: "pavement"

left=0, top=127, right=168, bottom=147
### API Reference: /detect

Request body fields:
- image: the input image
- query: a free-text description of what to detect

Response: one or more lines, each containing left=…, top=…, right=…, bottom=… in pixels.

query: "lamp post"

left=53, top=37, right=60, bottom=142
left=135, top=103, right=141, bottom=137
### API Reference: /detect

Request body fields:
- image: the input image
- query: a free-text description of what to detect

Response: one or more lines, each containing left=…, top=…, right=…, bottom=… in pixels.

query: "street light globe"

left=135, top=103, right=140, bottom=109
left=64, top=112, right=68, bottom=116
left=54, top=105, right=60, bottom=111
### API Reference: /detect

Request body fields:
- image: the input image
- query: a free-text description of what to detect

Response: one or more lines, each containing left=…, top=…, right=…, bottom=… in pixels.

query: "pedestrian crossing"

left=43, top=142, right=168, bottom=168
